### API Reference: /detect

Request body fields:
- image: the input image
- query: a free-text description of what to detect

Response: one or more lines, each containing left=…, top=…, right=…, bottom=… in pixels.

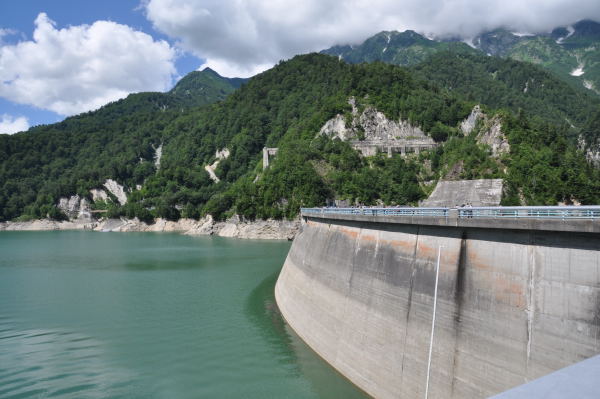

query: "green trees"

left=1, top=53, right=599, bottom=222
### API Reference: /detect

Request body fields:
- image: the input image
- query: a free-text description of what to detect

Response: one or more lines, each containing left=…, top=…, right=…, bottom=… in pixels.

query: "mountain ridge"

left=321, top=20, right=600, bottom=97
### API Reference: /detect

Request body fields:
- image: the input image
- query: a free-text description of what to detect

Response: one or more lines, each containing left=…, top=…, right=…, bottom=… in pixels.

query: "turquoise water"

left=0, top=231, right=366, bottom=399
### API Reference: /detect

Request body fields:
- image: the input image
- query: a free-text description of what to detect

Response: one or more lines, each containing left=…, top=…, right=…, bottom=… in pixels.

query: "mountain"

left=321, top=21, right=600, bottom=97
left=322, top=30, right=479, bottom=66
left=410, top=52, right=598, bottom=136
left=473, top=21, right=600, bottom=96
left=0, top=67, right=245, bottom=220
left=169, top=67, right=247, bottom=107
left=2, top=54, right=599, bottom=223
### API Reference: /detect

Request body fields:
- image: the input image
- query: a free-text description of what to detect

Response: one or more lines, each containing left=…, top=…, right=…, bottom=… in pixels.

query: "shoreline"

left=0, top=215, right=301, bottom=241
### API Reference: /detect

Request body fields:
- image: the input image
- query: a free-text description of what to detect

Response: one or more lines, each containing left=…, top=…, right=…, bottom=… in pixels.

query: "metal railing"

left=457, top=206, right=600, bottom=219
left=301, top=206, right=600, bottom=220
left=301, top=207, right=448, bottom=217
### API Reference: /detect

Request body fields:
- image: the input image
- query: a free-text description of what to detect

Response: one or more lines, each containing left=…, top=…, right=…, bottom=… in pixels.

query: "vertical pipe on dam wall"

left=274, top=217, right=600, bottom=399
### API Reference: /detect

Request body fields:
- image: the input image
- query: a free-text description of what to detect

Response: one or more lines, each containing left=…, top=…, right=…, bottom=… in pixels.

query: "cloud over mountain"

left=0, top=13, right=177, bottom=115
left=144, top=0, right=600, bottom=77
left=0, top=114, right=29, bottom=134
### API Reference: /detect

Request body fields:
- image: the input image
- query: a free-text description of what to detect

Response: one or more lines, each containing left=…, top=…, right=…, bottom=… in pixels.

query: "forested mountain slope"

left=409, top=52, right=598, bottom=136
left=0, top=67, right=244, bottom=220
left=1, top=54, right=599, bottom=222
left=322, top=21, right=600, bottom=97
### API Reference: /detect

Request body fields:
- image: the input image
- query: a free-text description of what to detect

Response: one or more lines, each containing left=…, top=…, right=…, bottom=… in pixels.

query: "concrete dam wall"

left=274, top=213, right=600, bottom=398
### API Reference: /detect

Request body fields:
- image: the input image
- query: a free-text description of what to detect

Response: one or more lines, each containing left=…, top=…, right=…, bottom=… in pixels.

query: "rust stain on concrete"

left=493, top=275, right=525, bottom=307
left=467, top=250, right=493, bottom=271
left=335, top=226, right=359, bottom=239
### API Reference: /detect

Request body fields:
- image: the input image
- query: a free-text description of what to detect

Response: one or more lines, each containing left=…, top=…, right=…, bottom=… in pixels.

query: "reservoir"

left=0, top=231, right=366, bottom=399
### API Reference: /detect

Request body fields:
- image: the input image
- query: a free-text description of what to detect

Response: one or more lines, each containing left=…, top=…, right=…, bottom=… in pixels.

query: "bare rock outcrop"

left=320, top=99, right=430, bottom=143
left=153, top=144, right=163, bottom=171
left=94, top=217, right=201, bottom=233
left=319, top=98, right=435, bottom=157
left=184, top=215, right=215, bottom=235
left=477, top=117, right=510, bottom=157
left=460, top=105, right=509, bottom=157
left=213, top=216, right=300, bottom=240
left=103, top=179, right=128, bottom=205
left=320, top=115, right=352, bottom=140
left=2, top=213, right=299, bottom=240
left=90, top=188, right=109, bottom=202
left=0, top=219, right=95, bottom=231
left=587, top=149, right=600, bottom=167
left=57, top=195, right=92, bottom=221
left=460, top=105, right=484, bottom=135
left=205, top=148, right=230, bottom=183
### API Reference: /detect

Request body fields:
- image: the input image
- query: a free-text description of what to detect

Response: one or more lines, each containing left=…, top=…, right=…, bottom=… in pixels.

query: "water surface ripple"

left=0, top=231, right=365, bottom=398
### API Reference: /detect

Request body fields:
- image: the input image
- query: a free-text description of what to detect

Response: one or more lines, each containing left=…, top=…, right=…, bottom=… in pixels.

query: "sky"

left=1, top=0, right=599, bottom=133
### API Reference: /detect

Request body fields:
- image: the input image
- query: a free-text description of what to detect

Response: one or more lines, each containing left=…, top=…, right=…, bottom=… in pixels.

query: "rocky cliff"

left=320, top=98, right=434, bottom=146
left=460, top=105, right=510, bottom=157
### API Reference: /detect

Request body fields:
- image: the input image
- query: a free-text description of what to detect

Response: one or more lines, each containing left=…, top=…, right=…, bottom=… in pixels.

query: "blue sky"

left=1, top=0, right=599, bottom=133
left=0, top=1, right=202, bottom=130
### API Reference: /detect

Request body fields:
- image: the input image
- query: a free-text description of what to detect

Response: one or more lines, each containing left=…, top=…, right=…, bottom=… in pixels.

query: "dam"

left=275, top=206, right=600, bottom=398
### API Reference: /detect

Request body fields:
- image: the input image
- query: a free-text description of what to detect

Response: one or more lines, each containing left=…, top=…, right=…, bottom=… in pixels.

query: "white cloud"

left=0, top=13, right=177, bottom=116
left=0, top=114, right=29, bottom=134
left=144, top=0, right=600, bottom=77
left=0, top=28, right=17, bottom=45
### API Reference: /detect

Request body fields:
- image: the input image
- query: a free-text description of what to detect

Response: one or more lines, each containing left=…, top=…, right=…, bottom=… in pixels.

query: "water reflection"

left=245, top=272, right=367, bottom=398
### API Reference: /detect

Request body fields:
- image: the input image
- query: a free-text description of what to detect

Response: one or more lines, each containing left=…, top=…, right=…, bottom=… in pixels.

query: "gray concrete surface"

left=275, top=216, right=600, bottom=399
left=421, top=179, right=504, bottom=207
left=490, top=355, right=600, bottom=399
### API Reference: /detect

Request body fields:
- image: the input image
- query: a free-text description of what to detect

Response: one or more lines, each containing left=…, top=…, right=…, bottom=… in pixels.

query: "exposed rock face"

left=95, top=217, right=201, bottom=233
left=90, top=188, right=109, bottom=202
left=184, top=215, right=215, bottom=235
left=0, top=219, right=95, bottom=231
left=93, top=215, right=299, bottom=239
left=212, top=216, right=300, bottom=240
left=359, top=108, right=429, bottom=141
left=153, top=144, right=163, bottom=171
left=1, top=213, right=300, bottom=240
left=320, top=115, right=351, bottom=140
left=103, top=179, right=128, bottom=205
left=477, top=117, right=510, bottom=156
left=578, top=135, right=600, bottom=167
left=205, top=148, right=230, bottom=183
left=460, top=105, right=484, bottom=135
left=320, top=98, right=435, bottom=156
left=420, top=179, right=504, bottom=207
left=460, top=105, right=509, bottom=156
left=587, top=149, right=600, bottom=166
left=57, top=195, right=92, bottom=221
left=320, top=102, right=430, bottom=142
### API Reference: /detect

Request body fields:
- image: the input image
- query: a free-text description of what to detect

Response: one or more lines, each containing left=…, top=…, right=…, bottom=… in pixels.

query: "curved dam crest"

left=275, top=213, right=600, bottom=398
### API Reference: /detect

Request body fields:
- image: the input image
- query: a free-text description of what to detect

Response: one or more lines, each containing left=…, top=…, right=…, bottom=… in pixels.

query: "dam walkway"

left=301, top=206, right=600, bottom=233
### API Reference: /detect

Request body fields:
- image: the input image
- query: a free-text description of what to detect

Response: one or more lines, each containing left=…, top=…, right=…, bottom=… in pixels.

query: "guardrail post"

left=448, top=208, right=458, bottom=226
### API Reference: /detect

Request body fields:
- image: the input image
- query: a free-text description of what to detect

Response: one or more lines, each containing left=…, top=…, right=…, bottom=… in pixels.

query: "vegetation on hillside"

left=1, top=53, right=599, bottom=223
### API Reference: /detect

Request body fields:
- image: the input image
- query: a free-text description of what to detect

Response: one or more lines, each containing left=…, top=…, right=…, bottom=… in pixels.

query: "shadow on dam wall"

left=275, top=216, right=600, bottom=399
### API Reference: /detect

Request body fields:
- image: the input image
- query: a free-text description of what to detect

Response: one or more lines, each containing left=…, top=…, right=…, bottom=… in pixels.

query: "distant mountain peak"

left=321, top=20, right=600, bottom=97
left=200, top=66, right=220, bottom=76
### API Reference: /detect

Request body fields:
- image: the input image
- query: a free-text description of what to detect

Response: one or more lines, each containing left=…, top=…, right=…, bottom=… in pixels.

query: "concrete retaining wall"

left=275, top=217, right=600, bottom=398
